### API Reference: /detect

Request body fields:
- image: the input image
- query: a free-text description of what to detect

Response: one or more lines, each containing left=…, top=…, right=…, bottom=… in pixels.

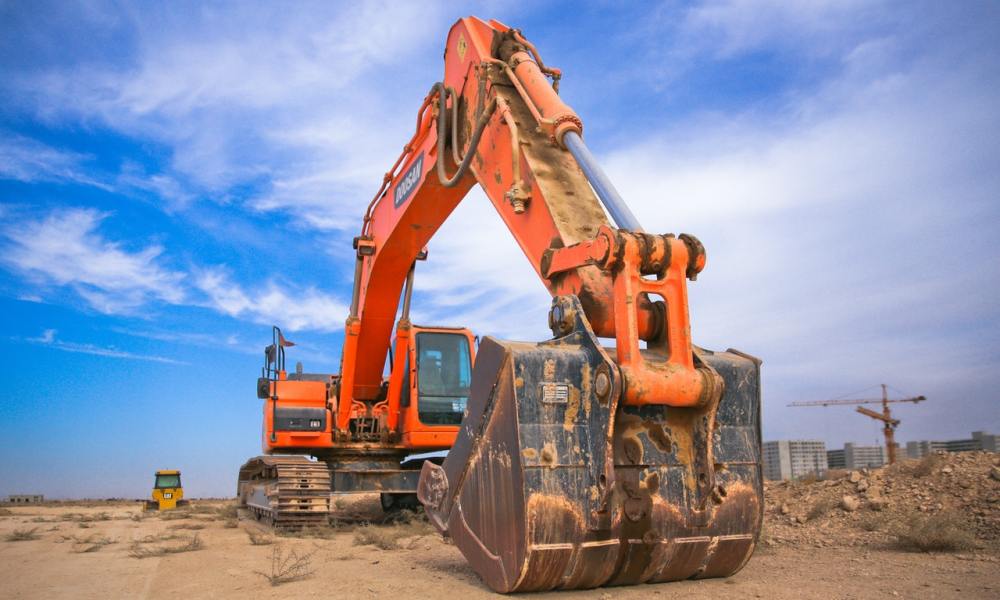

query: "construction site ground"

left=1, top=452, right=997, bottom=599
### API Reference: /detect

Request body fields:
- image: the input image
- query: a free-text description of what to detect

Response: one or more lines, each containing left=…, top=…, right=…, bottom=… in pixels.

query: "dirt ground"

left=0, top=496, right=997, bottom=600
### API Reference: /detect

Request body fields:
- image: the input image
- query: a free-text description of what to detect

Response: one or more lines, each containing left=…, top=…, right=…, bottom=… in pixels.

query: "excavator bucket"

left=418, top=295, right=763, bottom=593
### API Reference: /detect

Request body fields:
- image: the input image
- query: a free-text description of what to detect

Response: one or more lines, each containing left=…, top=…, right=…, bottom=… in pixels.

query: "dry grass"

left=128, top=534, right=204, bottom=558
left=857, top=513, right=886, bottom=532
left=216, top=503, right=239, bottom=520
left=353, top=525, right=401, bottom=550
left=5, top=527, right=40, bottom=541
left=910, top=453, right=943, bottom=478
left=247, top=529, right=275, bottom=546
left=61, top=512, right=112, bottom=523
left=71, top=534, right=117, bottom=553
left=353, top=515, right=435, bottom=551
left=281, top=526, right=340, bottom=540
left=185, top=504, right=219, bottom=515
left=255, top=546, right=316, bottom=586
left=168, top=523, right=206, bottom=530
left=158, top=510, right=191, bottom=521
left=892, top=512, right=976, bottom=552
left=134, top=532, right=185, bottom=543
left=0, top=508, right=13, bottom=516
left=806, top=497, right=837, bottom=521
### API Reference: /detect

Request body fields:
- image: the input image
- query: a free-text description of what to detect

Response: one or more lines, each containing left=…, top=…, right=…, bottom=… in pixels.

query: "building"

left=844, top=443, right=886, bottom=469
left=906, top=440, right=946, bottom=459
left=906, top=431, right=997, bottom=458
left=763, top=440, right=827, bottom=480
left=4, top=494, right=44, bottom=504
left=827, top=444, right=886, bottom=470
left=972, top=431, right=997, bottom=452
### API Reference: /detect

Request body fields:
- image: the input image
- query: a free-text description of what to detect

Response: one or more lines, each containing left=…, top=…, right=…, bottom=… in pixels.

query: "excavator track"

left=237, top=456, right=331, bottom=530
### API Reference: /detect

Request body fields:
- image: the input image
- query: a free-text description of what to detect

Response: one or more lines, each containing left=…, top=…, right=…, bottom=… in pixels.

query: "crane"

left=236, top=17, right=763, bottom=593
left=789, top=384, right=926, bottom=464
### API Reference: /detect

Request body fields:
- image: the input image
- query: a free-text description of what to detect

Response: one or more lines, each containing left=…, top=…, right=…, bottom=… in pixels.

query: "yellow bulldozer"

left=144, top=469, right=188, bottom=511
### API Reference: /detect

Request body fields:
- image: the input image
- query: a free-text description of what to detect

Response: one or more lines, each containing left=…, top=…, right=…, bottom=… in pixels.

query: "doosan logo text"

left=394, top=153, right=424, bottom=208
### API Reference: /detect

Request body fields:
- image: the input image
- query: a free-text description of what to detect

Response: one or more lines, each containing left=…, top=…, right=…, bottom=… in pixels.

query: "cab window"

left=416, top=332, right=471, bottom=425
left=155, top=474, right=181, bottom=489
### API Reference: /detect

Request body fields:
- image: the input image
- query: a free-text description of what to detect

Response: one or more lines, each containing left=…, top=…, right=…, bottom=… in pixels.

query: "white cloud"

left=195, top=268, right=348, bottom=332
left=24, top=328, right=186, bottom=365
left=11, top=1, right=450, bottom=225
left=676, top=0, right=882, bottom=58
left=2, top=207, right=350, bottom=332
left=0, top=134, right=113, bottom=190
left=1, top=208, right=185, bottom=313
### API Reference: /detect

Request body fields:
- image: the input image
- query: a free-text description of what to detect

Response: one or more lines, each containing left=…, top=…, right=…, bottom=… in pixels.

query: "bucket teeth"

left=418, top=294, right=763, bottom=593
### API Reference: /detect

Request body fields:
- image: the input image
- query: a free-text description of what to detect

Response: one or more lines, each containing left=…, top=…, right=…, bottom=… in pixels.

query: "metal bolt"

left=548, top=304, right=562, bottom=332
left=594, top=371, right=611, bottom=399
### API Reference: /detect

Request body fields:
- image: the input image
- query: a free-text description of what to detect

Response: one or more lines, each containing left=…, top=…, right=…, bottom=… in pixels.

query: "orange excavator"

left=237, top=16, right=763, bottom=593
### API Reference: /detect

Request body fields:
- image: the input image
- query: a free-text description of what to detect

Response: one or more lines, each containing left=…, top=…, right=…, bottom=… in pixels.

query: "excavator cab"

left=398, top=326, right=474, bottom=446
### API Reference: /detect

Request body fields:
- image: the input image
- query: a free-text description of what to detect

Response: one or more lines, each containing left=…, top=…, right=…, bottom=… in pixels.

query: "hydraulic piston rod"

left=564, top=131, right=643, bottom=232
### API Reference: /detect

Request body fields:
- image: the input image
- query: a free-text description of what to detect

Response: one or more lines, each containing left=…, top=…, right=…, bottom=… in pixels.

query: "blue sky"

left=1, top=1, right=998, bottom=498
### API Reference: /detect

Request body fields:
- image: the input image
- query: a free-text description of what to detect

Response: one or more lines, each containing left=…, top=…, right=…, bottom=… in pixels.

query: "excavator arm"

left=341, top=17, right=713, bottom=425
left=337, top=16, right=763, bottom=593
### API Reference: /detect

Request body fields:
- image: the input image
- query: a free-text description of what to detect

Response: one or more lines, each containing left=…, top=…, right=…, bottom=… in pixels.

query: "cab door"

left=400, top=328, right=474, bottom=448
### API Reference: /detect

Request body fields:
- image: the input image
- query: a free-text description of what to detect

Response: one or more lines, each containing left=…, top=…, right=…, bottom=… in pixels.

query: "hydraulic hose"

left=433, top=82, right=497, bottom=188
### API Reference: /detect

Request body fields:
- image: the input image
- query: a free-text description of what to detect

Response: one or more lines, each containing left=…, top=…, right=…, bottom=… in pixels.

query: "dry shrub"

left=223, top=519, right=239, bottom=529
left=796, top=472, right=821, bottom=485
left=135, top=532, right=184, bottom=543
left=0, top=508, right=13, bottom=516
left=353, top=525, right=400, bottom=550
left=168, top=523, right=206, bottom=530
left=186, top=504, right=218, bottom=515
left=857, top=513, right=886, bottom=532
left=78, top=522, right=92, bottom=529
left=61, top=512, right=111, bottom=523
left=71, top=534, right=117, bottom=553
left=158, top=510, right=191, bottom=521
left=892, top=512, right=975, bottom=552
left=247, top=529, right=275, bottom=546
left=806, top=497, right=837, bottom=521
left=129, top=534, right=204, bottom=558
left=282, top=526, right=339, bottom=540
left=216, top=503, right=239, bottom=520
left=5, top=527, right=40, bottom=541
left=910, top=453, right=943, bottom=478
left=255, top=546, right=315, bottom=586
left=353, top=516, right=435, bottom=551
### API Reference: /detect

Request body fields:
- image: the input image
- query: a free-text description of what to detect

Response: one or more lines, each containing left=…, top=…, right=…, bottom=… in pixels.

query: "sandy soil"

left=0, top=501, right=997, bottom=600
